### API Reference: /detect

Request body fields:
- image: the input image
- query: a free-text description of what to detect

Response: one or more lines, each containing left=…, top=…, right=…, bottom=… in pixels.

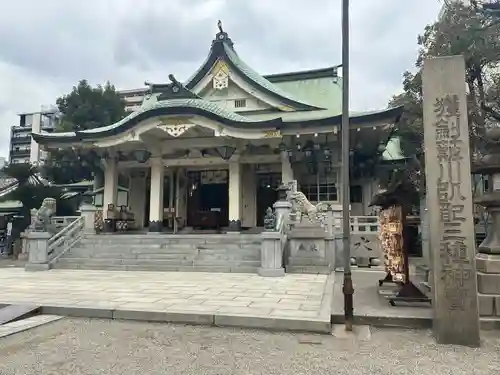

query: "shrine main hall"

left=32, top=24, right=402, bottom=233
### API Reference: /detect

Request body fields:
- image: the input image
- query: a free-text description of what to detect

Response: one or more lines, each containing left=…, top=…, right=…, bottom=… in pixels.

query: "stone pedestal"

left=474, top=176, right=500, bottom=317
left=287, top=222, right=332, bottom=274
left=273, top=200, right=292, bottom=224
left=258, top=231, right=285, bottom=277
left=24, top=232, right=51, bottom=272
left=80, top=203, right=97, bottom=234
left=17, top=232, right=29, bottom=261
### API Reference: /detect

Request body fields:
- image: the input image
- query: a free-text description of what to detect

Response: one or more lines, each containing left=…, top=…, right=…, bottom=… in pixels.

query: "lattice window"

left=301, top=183, right=338, bottom=202
left=234, top=99, right=247, bottom=108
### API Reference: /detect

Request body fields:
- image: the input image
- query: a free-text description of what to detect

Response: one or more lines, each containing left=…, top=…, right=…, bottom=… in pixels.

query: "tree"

left=0, top=163, right=73, bottom=225
left=43, top=80, right=126, bottom=184
left=390, top=2, right=500, bottom=156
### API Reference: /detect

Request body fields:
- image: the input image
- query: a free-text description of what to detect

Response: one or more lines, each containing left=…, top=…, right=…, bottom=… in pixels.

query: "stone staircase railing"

left=332, top=216, right=382, bottom=268
left=24, top=215, right=85, bottom=271
left=51, top=216, right=80, bottom=230
left=258, top=200, right=291, bottom=277
left=47, top=216, right=85, bottom=263
left=332, top=216, right=380, bottom=234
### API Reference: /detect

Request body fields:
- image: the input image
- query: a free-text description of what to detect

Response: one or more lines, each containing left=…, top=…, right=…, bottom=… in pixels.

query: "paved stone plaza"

left=1, top=318, right=499, bottom=375
left=0, top=269, right=332, bottom=331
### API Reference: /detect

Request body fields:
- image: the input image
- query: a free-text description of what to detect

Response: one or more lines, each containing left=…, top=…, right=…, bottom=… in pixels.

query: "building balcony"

left=10, top=135, right=31, bottom=144
left=10, top=148, right=31, bottom=157
left=12, top=125, right=32, bottom=132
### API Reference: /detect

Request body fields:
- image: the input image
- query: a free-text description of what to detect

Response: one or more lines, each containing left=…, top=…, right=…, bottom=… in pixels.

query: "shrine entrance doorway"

left=186, top=169, right=229, bottom=229
left=256, top=173, right=281, bottom=227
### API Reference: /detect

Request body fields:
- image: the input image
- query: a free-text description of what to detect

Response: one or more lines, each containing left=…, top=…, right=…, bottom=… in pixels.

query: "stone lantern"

left=473, top=128, right=500, bottom=316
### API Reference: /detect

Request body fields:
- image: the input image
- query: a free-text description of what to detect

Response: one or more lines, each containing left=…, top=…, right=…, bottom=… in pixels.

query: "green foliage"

left=44, top=80, right=126, bottom=184
left=0, top=163, right=72, bottom=214
left=391, top=2, right=500, bottom=155
left=56, top=80, right=126, bottom=132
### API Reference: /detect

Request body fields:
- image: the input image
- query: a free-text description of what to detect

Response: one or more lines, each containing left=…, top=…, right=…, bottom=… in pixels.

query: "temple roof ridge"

left=184, top=21, right=324, bottom=111
left=145, top=74, right=201, bottom=102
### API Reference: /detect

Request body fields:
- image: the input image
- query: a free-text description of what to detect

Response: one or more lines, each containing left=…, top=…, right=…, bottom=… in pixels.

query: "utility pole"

left=341, top=0, right=354, bottom=331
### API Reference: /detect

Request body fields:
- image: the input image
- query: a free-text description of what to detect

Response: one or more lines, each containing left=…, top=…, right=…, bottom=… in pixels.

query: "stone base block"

left=17, top=253, right=28, bottom=261
left=476, top=253, right=500, bottom=274
left=478, top=294, right=500, bottom=316
left=103, top=220, right=115, bottom=233
left=148, top=221, right=163, bottom=233
left=477, top=272, right=500, bottom=294
left=25, top=263, right=51, bottom=272
left=227, top=220, right=241, bottom=232
left=258, top=267, right=285, bottom=277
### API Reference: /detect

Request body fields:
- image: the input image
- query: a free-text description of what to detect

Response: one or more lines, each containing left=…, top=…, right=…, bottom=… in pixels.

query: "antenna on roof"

left=217, top=20, right=223, bottom=33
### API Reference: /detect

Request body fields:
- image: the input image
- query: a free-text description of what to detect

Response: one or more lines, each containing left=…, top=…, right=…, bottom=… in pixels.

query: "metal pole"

left=341, top=0, right=354, bottom=331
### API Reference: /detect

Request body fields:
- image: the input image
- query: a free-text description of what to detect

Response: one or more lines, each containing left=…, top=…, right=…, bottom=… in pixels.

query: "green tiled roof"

left=34, top=98, right=264, bottom=140
left=273, top=76, right=342, bottom=112
left=223, top=45, right=322, bottom=110
left=184, top=29, right=324, bottom=111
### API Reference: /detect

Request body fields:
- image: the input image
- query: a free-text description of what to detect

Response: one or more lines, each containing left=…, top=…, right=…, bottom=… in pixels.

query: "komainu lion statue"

left=289, top=191, right=331, bottom=225
left=29, top=198, right=57, bottom=233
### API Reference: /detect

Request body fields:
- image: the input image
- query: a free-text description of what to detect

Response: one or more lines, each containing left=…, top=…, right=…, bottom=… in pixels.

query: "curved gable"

left=184, top=25, right=324, bottom=111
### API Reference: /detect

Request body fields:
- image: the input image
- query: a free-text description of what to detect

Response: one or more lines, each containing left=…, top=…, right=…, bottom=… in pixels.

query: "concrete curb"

left=319, top=273, right=335, bottom=320
left=331, top=313, right=432, bottom=329
left=330, top=313, right=500, bottom=331
left=39, top=305, right=331, bottom=333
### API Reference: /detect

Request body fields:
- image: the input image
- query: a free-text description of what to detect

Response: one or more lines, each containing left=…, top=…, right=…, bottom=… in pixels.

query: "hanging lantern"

left=215, top=145, right=236, bottom=161
left=132, top=150, right=152, bottom=163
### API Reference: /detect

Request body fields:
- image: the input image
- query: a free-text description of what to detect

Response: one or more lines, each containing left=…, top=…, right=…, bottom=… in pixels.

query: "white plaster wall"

left=241, top=164, right=256, bottom=228
left=202, top=81, right=272, bottom=112
left=129, top=177, right=146, bottom=228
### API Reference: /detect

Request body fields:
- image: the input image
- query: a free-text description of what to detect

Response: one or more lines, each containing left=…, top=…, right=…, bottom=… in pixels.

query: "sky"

left=0, top=0, right=443, bottom=158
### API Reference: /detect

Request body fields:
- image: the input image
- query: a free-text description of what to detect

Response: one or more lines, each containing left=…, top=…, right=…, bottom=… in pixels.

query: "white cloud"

left=0, top=0, right=442, bottom=158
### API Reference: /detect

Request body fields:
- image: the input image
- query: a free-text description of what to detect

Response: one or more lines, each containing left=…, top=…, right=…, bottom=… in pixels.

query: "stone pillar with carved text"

left=103, top=157, right=118, bottom=208
left=148, top=157, right=164, bottom=232
left=228, top=161, right=242, bottom=231
left=422, top=55, right=480, bottom=347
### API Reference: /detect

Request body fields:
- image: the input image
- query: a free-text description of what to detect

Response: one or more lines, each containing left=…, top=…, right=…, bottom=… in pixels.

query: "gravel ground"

left=0, top=318, right=499, bottom=375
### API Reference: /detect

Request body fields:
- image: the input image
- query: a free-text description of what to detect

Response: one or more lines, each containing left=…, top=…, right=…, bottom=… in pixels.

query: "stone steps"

left=287, top=257, right=330, bottom=266
left=56, top=258, right=196, bottom=267
left=53, top=262, right=259, bottom=273
left=63, top=252, right=260, bottom=262
left=54, top=234, right=262, bottom=273
left=285, top=265, right=331, bottom=274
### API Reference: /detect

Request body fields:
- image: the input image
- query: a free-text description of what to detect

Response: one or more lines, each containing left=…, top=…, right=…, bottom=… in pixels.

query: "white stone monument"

left=422, top=55, right=480, bottom=346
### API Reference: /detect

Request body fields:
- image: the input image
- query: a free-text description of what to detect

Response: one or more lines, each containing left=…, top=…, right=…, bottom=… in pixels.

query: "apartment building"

left=118, top=87, right=148, bottom=112
left=9, top=106, right=58, bottom=165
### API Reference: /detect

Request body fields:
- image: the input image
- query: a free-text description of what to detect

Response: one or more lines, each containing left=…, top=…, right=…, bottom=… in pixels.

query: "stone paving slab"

left=0, top=315, right=64, bottom=338
left=0, top=304, right=40, bottom=325
left=0, top=269, right=332, bottom=333
left=332, top=269, right=500, bottom=330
